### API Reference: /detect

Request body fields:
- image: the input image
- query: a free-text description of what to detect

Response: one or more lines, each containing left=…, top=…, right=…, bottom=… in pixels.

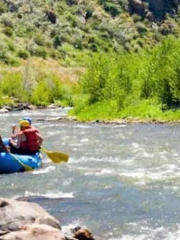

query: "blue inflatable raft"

left=0, top=139, right=42, bottom=174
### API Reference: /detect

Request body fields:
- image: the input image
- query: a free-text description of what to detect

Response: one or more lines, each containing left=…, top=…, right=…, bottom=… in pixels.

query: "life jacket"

left=19, top=127, right=40, bottom=153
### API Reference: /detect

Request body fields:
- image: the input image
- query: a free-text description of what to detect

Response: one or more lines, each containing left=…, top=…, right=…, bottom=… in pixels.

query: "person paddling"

left=9, top=119, right=43, bottom=155
left=11, top=117, right=32, bottom=139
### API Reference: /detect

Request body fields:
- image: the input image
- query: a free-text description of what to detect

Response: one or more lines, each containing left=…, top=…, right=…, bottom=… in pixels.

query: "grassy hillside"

left=0, top=0, right=180, bottom=67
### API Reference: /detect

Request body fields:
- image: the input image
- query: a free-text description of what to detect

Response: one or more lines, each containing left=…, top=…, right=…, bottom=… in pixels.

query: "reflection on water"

left=1, top=108, right=180, bottom=239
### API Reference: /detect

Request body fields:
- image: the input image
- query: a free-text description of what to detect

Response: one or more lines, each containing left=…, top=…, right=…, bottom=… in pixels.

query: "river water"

left=1, top=108, right=180, bottom=240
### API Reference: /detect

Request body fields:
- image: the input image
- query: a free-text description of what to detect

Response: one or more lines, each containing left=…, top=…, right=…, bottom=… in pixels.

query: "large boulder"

left=0, top=198, right=95, bottom=240
left=0, top=224, right=65, bottom=240
left=0, top=198, right=64, bottom=240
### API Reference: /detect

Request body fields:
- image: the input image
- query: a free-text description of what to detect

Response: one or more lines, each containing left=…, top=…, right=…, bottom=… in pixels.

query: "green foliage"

left=0, top=92, right=11, bottom=108
left=30, top=80, right=52, bottom=106
left=72, top=35, right=180, bottom=121
left=0, top=67, right=75, bottom=108
left=0, top=41, right=8, bottom=62
left=34, top=47, right=47, bottom=58
left=79, top=52, right=138, bottom=110
left=80, top=53, right=110, bottom=103
left=0, top=72, right=29, bottom=102
left=148, top=36, right=180, bottom=108
left=0, top=0, right=179, bottom=65
left=1, top=0, right=180, bottom=123
left=0, top=2, right=7, bottom=14
left=17, top=49, right=29, bottom=59
left=59, top=83, right=75, bottom=107
left=3, top=27, right=13, bottom=37
left=34, top=34, right=45, bottom=46
left=103, top=2, right=120, bottom=17
left=70, top=99, right=120, bottom=121
left=30, top=74, right=64, bottom=106
left=85, top=8, right=93, bottom=20
left=1, top=14, right=14, bottom=28
left=53, top=35, right=61, bottom=48
left=0, top=41, right=19, bottom=65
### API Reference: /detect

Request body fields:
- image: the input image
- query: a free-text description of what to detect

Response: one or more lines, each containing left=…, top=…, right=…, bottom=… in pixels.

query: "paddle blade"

left=41, top=148, right=69, bottom=163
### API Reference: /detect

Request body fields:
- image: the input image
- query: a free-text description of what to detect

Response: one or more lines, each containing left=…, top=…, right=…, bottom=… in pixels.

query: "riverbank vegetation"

left=0, top=59, right=77, bottom=108
left=1, top=1, right=180, bottom=122
left=1, top=35, right=180, bottom=122
left=70, top=35, right=180, bottom=122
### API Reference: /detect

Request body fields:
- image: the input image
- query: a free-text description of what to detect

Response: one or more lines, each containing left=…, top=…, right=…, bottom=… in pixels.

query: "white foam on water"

left=76, top=124, right=91, bottom=129
left=118, top=159, right=135, bottom=166
left=23, top=190, right=74, bottom=199
left=108, top=223, right=180, bottom=240
left=32, top=165, right=56, bottom=174
left=142, top=151, right=154, bottom=158
left=120, top=235, right=146, bottom=240
left=80, top=138, right=89, bottom=142
left=132, top=142, right=140, bottom=149
left=77, top=160, right=180, bottom=188
left=117, top=166, right=180, bottom=185
left=165, top=227, right=180, bottom=240
left=85, top=168, right=114, bottom=176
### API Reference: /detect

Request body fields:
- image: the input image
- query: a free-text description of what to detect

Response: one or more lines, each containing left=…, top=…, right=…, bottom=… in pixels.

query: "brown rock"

left=72, top=227, right=95, bottom=240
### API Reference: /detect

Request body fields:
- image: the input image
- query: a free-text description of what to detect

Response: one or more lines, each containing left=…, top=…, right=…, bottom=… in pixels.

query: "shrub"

left=0, top=1, right=7, bottom=14
left=17, top=49, right=29, bottom=59
left=34, top=34, right=45, bottom=46
left=89, top=43, right=98, bottom=52
left=30, top=75, right=64, bottom=106
left=85, top=8, right=93, bottom=21
left=0, top=72, right=29, bottom=101
left=1, top=14, right=14, bottom=28
left=73, top=38, right=83, bottom=50
left=103, top=2, right=120, bottom=17
left=53, top=35, right=62, bottom=48
left=34, top=47, right=47, bottom=58
left=8, top=43, right=16, bottom=52
left=3, top=27, right=13, bottom=37
left=30, top=80, right=51, bottom=106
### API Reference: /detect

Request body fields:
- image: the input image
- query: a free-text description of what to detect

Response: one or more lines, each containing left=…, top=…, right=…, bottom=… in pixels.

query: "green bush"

left=53, top=35, right=62, bottom=48
left=73, top=37, right=180, bottom=120
left=34, top=47, right=47, bottom=58
left=0, top=72, right=29, bottom=101
left=34, top=34, right=45, bottom=46
left=3, top=27, right=13, bottom=37
left=7, top=43, right=16, bottom=52
left=30, top=74, right=64, bottom=106
left=103, top=2, right=120, bottom=17
left=1, top=15, right=14, bottom=28
left=30, top=80, right=51, bottom=106
left=17, top=49, right=30, bottom=59
left=0, top=2, right=7, bottom=14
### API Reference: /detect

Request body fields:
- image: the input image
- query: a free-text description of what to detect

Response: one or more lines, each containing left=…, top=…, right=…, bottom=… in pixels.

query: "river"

left=1, top=108, right=180, bottom=240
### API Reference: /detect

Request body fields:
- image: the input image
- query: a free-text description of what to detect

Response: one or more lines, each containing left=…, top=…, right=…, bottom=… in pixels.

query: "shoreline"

left=1, top=103, right=180, bottom=125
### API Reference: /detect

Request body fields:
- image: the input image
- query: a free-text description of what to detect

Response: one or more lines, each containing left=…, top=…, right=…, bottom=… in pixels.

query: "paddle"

left=40, top=148, right=69, bottom=163
left=1, top=137, right=33, bottom=172
left=10, top=153, right=33, bottom=171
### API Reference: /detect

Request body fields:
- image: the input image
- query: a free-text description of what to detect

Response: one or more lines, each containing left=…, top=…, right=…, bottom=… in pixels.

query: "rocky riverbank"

left=0, top=103, right=58, bottom=113
left=0, top=198, right=95, bottom=240
left=1, top=103, right=180, bottom=125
